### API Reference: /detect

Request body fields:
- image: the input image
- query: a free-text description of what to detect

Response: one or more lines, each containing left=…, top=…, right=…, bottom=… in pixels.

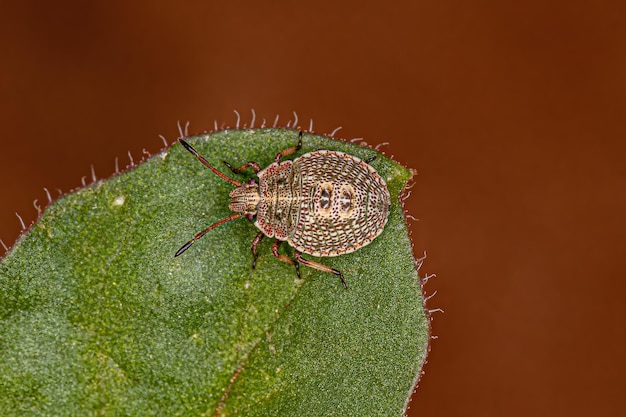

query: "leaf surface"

left=0, top=129, right=428, bottom=416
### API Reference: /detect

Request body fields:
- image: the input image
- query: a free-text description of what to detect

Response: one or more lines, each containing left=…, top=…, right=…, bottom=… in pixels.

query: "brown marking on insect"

left=338, top=184, right=356, bottom=218
left=315, top=182, right=334, bottom=217
left=175, top=131, right=390, bottom=289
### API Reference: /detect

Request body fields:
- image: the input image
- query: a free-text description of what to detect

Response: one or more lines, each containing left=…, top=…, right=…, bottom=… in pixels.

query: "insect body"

left=175, top=132, right=390, bottom=289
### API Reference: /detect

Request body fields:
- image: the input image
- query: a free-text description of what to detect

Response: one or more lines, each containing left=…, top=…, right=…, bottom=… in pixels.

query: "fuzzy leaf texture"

left=0, top=129, right=429, bottom=416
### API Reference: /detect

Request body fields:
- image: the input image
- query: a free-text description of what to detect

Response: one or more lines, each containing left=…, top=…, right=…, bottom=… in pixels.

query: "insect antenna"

left=179, top=139, right=241, bottom=187
left=175, top=213, right=242, bottom=257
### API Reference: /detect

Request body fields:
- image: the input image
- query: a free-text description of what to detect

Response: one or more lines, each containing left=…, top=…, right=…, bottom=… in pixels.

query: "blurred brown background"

left=1, top=1, right=625, bottom=416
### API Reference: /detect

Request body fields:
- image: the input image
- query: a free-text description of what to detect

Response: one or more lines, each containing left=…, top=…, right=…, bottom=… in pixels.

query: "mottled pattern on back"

left=288, top=150, right=390, bottom=257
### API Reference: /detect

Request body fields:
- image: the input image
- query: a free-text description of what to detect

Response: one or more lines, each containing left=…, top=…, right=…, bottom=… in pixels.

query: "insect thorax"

left=254, top=161, right=300, bottom=240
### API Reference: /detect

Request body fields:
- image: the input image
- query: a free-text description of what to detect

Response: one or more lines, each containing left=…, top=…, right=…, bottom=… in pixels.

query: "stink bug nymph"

left=174, top=132, right=391, bottom=289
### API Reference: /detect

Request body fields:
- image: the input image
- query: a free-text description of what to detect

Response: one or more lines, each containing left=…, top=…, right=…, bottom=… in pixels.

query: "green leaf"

left=0, top=129, right=428, bottom=416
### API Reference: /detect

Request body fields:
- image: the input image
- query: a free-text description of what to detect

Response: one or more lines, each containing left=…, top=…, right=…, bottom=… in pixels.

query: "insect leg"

left=250, top=231, right=265, bottom=269
left=271, top=240, right=300, bottom=278
left=274, top=131, right=303, bottom=163
left=223, top=160, right=261, bottom=174
left=294, top=250, right=348, bottom=290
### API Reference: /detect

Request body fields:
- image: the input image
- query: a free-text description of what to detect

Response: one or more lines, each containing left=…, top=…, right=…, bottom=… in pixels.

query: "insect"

left=174, top=132, right=390, bottom=289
